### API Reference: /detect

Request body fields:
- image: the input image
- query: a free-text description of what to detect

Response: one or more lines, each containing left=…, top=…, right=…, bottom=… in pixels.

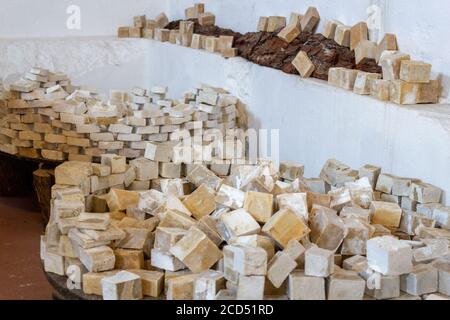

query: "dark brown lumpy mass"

left=166, top=20, right=381, bottom=81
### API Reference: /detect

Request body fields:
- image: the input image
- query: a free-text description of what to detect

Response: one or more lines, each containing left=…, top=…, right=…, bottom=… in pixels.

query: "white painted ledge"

left=1, top=37, right=449, bottom=204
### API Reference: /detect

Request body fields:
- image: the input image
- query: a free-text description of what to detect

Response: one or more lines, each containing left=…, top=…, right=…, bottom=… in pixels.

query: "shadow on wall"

left=436, top=73, right=449, bottom=101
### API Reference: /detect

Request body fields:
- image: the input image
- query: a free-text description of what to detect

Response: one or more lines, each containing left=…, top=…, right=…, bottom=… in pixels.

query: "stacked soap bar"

left=0, top=67, right=246, bottom=162
left=322, top=21, right=439, bottom=105
left=117, top=4, right=238, bottom=59
left=114, top=4, right=441, bottom=105
left=328, top=59, right=438, bottom=105
left=41, top=158, right=450, bottom=300
left=255, top=8, right=440, bottom=105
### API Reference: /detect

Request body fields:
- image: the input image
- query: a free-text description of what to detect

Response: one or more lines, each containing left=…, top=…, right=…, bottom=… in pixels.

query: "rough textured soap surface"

left=165, top=19, right=381, bottom=81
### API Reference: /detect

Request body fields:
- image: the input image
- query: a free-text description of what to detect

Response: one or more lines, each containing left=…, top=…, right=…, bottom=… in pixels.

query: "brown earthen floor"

left=0, top=196, right=52, bottom=300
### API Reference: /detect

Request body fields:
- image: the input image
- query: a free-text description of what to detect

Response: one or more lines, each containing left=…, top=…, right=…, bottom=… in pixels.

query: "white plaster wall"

left=1, top=0, right=450, bottom=98
left=1, top=1, right=449, bottom=204
left=0, top=0, right=168, bottom=38
left=0, top=0, right=373, bottom=37
left=0, top=38, right=149, bottom=94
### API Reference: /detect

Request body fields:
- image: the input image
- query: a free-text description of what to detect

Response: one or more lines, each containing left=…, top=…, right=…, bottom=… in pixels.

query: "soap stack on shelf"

left=0, top=67, right=247, bottom=164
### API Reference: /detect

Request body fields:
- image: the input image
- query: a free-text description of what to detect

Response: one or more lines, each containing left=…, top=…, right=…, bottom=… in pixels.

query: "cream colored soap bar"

left=292, top=51, right=315, bottom=78
left=262, top=208, right=310, bottom=248
left=400, top=60, right=432, bottom=83
left=370, top=201, right=402, bottom=228
left=170, top=227, right=222, bottom=273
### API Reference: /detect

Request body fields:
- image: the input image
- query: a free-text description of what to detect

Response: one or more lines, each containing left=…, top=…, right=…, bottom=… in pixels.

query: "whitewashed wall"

left=0, top=38, right=150, bottom=94
left=0, top=0, right=449, bottom=203
left=1, top=0, right=449, bottom=99
left=0, top=0, right=168, bottom=38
